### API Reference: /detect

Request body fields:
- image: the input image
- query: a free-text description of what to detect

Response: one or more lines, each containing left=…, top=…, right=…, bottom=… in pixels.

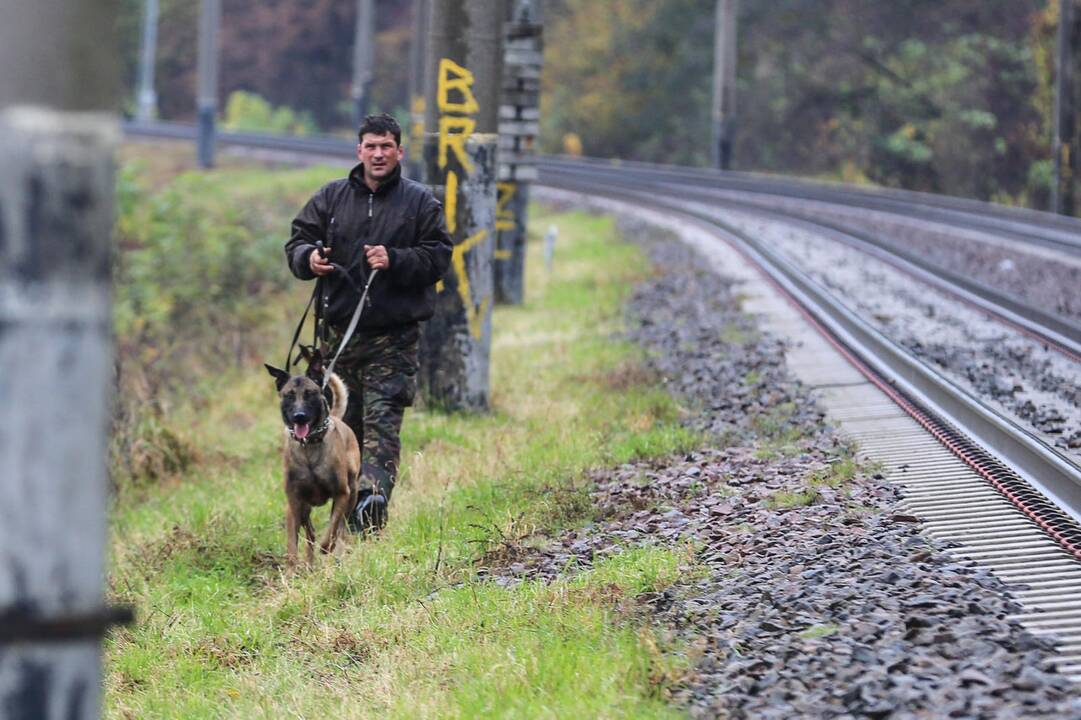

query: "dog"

left=265, top=349, right=360, bottom=569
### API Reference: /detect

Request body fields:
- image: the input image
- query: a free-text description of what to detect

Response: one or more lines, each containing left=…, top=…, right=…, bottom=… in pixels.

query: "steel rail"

left=543, top=176, right=1081, bottom=528
left=540, top=166, right=1081, bottom=359
left=537, top=156, right=1081, bottom=257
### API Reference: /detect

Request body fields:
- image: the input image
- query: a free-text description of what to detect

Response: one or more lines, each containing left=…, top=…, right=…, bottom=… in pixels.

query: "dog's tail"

left=327, top=373, right=349, bottom=419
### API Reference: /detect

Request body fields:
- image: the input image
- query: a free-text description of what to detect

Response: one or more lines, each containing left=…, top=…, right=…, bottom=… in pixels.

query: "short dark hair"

left=358, top=113, right=402, bottom=145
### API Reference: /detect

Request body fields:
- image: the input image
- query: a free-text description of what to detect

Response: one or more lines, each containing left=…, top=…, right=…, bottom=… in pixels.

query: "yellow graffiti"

left=434, top=56, right=487, bottom=338
left=445, top=171, right=459, bottom=234
left=449, top=229, right=489, bottom=338
left=496, top=181, right=517, bottom=232
left=409, top=95, right=425, bottom=162
left=494, top=249, right=512, bottom=260
left=438, top=116, right=476, bottom=172
left=437, top=58, right=480, bottom=115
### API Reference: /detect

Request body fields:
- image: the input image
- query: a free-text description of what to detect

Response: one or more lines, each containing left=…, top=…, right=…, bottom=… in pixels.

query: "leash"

left=283, top=242, right=372, bottom=374
left=322, top=268, right=378, bottom=389
left=284, top=283, right=319, bottom=373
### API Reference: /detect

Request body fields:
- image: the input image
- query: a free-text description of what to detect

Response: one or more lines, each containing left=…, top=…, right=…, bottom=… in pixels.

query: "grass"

left=797, top=624, right=839, bottom=640
left=751, top=401, right=807, bottom=459
left=104, top=190, right=703, bottom=718
left=764, top=490, right=819, bottom=509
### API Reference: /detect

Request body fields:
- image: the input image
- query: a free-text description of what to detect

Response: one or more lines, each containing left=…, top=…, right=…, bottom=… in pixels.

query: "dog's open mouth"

left=292, top=422, right=311, bottom=440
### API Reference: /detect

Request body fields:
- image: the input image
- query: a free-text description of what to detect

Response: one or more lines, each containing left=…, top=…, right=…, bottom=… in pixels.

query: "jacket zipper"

left=364, top=192, right=374, bottom=301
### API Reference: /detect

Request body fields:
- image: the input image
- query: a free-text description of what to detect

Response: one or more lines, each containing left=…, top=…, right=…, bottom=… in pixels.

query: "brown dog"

left=265, top=355, right=360, bottom=568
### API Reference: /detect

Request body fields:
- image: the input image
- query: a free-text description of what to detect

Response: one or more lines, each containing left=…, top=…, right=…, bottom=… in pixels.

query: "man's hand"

left=309, top=246, right=334, bottom=276
left=364, top=244, right=390, bottom=271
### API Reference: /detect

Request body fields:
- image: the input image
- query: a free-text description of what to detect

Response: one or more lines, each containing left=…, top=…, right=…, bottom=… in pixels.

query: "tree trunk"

left=419, top=0, right=505, bottom=411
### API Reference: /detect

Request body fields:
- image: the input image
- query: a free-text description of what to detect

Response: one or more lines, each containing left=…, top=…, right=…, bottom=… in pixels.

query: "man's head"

left=357, top=113, right=404, bottom=188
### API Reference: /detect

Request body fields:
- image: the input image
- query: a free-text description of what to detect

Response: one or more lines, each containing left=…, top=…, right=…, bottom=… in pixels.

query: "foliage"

left=116, top=0, right=415, bottom=131
left=117, top=1, right=1072, bottom=206
left=222, top=90, right=320, bottom=135
left=541, top=0, right=715, bottom=165
left=542, top=0, right=1061, bottom=208
left=110, top=160, right=339, bottom=487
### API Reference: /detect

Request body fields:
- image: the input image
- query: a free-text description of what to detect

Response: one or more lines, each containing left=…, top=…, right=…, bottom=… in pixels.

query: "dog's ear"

left=299, top=344, right=326, bottom=376
left=264, top=364, right=291, bottom=392
left=306, top=365, right=326, bottom=385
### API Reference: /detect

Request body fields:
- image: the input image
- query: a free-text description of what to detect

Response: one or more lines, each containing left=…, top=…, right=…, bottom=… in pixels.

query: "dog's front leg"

left=285, top=502, right=299, bottom=570
left=322, top=488, right=349, bottom=554
left=301, top=512, right=316, bottom=566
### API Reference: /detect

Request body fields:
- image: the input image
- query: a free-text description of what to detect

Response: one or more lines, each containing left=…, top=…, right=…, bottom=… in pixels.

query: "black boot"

left=347, top=490, right=388, bottom=535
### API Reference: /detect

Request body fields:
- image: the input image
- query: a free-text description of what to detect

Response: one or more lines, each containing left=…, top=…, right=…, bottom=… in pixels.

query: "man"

left=284, top=113, right=452, bottom=533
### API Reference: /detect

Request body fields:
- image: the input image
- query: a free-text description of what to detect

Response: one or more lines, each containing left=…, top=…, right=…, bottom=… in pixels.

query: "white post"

left=136, top=0, right=160, bottom=122
left=197, top=0, right=221, bottom=167
left=352, top=0, right=376, bottom=128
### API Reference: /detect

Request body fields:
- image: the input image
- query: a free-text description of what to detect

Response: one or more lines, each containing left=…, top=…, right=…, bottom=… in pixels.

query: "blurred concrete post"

left=136, top=0, right=159, bottom=122
left=196, top=0, right=221, bottom=168
left=543, top=224, right=558, bottom=273
left=420, top=0, right=504, bottom=411
left=711, top=0, right=738, bottom=170
left=352, top=0, right=376, bottom=129
left=0, top=1, right=125, bottom=719
left=408, top=0, right=432, bottom=178
left=1053, top=0, right=1079, bottom=215
left=495, top=0, right=544, bottom=305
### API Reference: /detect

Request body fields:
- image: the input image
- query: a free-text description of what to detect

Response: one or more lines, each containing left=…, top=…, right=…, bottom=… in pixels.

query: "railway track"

left=536, top=162, right=1081, bottom=678
left=124, top=122, right=1081, bottom=676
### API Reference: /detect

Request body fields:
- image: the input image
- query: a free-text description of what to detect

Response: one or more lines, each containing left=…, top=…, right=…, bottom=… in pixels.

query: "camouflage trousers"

left=328, top=323, right=419, bottom=502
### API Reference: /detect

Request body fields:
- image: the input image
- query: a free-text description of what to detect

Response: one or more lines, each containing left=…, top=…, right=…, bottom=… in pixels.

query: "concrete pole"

left=136, top=0, right=160, bottom=122
left=1053, top=0, right=1077, bottom=215
left=196, top=0, right=221, bottom=168
left=420, top=0, right=504, bottom=411
left=408, top=0, right=432, bottom=178
left=495, top=0, right=543, bottom=305
left=711, top=0, right=738, bottom=170
left=352, top=0, right=376, bottom=129
left=0, top=2, right=124, bottom=719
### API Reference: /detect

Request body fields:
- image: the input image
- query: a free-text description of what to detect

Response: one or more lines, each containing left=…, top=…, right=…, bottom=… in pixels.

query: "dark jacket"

left=285, top=164, right=453, bottom=330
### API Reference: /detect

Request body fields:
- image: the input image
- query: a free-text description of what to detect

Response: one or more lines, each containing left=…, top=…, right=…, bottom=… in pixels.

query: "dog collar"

left=290, top=416, right=331, bottom=445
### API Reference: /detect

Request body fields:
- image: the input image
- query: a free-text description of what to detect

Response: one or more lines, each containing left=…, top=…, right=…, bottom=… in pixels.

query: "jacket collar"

left=348, top=163, right=402, bottom=195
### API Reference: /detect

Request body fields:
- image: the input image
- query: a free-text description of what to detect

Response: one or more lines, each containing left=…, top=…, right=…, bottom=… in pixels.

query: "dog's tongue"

left=294, top=423, right=310, bottom=440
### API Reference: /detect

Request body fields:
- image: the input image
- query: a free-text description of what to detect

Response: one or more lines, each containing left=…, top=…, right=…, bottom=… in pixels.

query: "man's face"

left=357, top=132, right=404, bottom=185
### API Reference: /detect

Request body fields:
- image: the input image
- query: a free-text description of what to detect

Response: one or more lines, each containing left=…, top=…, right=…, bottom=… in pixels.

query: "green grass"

left=797, top=624, right=839, bottom=640
left=764, top=490, right=819, bottom=509
left=751, top=401, right=807, bottom=459
left=105, top=195, right=702, bottom=719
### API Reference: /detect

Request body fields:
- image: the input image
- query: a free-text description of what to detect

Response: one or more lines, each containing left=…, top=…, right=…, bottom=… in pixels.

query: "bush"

left=110, top=162, right=338, bottom=490
left=222, top=91, right=320, bottom=136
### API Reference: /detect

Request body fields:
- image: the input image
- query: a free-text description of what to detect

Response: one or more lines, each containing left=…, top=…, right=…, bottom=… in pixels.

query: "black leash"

left=322, top=269, right=378, bottom=388
left=284, top=282, right=318, bottom=374
left=283, top=241, right=371, bottom=374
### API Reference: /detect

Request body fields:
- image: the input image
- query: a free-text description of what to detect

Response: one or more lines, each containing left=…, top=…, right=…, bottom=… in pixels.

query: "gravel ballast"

left=486, top=209, right=1081, bottom=718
